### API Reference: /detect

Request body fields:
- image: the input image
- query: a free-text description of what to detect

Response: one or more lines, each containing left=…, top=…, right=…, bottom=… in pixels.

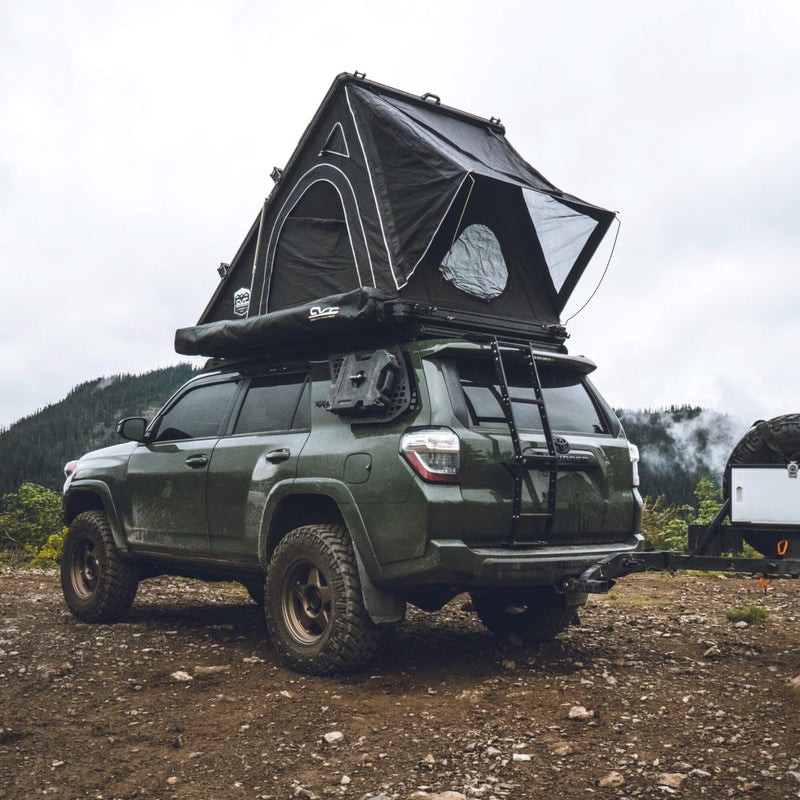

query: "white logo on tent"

left=233, top=288, right=250, bottom=317
left=308, top=306, right=339, bottom=322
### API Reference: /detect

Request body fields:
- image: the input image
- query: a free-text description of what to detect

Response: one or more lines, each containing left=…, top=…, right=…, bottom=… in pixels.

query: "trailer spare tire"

left=724, top=414, right=800, bottom=557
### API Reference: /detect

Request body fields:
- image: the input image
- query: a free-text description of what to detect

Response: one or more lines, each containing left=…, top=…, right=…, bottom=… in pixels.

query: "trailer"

left=569, top=419, right=800, bottom=593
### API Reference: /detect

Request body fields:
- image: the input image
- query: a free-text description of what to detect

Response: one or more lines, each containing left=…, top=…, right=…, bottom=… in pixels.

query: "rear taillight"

left=628, top=443, right=640, bottom=487
left=400, top=428, right=460, bottom=484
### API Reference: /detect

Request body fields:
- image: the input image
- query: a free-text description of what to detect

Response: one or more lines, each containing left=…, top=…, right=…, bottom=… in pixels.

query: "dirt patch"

left=1, top=570, right=799, bottom=799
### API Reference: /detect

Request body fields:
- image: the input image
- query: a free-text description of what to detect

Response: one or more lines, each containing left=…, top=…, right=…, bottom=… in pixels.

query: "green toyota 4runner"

left=61, top=73, right=643, bottom=673
left=61, top=338, right=643, bottom=674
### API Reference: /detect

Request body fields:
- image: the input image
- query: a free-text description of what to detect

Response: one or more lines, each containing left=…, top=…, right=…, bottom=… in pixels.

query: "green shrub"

left=726, top=606, right=769, bottom=624
left=640, top=494, right=691, bottom=551
left=640, top=476, right=728, bottom=553
left=29, top=530, right=66, bottom=568
left=0, top=483, right=63, bottom=563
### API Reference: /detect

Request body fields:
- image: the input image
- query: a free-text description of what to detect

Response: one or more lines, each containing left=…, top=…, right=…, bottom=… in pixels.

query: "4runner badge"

left=309, top=306, right=339, bottom=322
left=233, top=288, right=250, bottom=317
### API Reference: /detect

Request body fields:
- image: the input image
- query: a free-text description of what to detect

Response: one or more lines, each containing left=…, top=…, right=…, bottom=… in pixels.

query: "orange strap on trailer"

left=778, top=540, right=789, bottom=556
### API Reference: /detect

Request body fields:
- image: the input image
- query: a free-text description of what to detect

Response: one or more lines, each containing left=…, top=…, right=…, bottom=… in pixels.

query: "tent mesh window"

left=521, top=189, right=599, bottom=293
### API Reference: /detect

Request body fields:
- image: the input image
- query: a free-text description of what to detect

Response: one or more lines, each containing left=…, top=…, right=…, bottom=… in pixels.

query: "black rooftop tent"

left=175, top=73, right=616, bottom=359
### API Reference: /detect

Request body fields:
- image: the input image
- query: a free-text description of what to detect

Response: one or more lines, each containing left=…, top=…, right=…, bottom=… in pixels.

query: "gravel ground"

left=1, top=569, right=799, bottom=800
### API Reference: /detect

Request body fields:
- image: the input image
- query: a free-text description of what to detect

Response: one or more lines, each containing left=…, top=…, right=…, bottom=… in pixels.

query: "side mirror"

left=117, top=417, right=149, bottom=443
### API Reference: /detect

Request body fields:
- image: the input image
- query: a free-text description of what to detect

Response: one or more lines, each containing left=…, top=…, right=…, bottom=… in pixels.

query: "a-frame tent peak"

left=267, top=71, right=507, bottom=195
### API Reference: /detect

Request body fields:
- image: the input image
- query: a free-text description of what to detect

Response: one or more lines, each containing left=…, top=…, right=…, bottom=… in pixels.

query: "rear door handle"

left=264, top=448, right=291, bottom=463
left=185, top=454, right=209, bottom=469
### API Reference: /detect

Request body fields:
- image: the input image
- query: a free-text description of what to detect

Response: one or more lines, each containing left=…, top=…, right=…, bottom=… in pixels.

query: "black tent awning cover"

left=176, top=74, right=615, bottom=359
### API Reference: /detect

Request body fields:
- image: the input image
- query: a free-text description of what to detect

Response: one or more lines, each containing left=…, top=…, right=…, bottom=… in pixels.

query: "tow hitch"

left=563, top=497, right=800, bottom=595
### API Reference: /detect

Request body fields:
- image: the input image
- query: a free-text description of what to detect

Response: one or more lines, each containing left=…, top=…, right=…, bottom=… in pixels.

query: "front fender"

left=63, top=481, right=130, bottom=557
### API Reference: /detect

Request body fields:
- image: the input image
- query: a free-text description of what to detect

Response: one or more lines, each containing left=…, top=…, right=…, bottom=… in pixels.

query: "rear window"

left=457, top=359, right=608, bottom=434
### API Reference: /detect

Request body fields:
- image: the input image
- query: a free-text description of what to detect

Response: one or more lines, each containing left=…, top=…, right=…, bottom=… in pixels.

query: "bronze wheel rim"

left=70, top=536, right=100, bottom=599
left=281, top=560, right=332, bottom=645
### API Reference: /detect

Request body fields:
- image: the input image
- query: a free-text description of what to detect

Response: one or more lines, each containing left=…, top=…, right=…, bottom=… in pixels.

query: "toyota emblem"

left=553, top=436, right=570, bottom=454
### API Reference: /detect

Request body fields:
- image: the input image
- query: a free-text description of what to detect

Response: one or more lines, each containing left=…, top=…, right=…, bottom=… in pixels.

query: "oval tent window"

left=440, top=224, right=508, bottom=300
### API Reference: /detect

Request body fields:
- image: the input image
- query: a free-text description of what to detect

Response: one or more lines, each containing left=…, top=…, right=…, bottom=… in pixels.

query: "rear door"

left=451, top=356, right=636, bottom=545
left=206, top=373, right=311, bottom=564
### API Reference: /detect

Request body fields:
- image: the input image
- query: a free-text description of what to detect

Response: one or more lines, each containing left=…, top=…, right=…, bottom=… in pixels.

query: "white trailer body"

left=730, top=464, right=800, bottom=526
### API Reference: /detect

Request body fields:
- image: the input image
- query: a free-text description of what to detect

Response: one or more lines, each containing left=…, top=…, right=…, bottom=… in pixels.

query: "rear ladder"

left=490, top=338, right=558, bottom=545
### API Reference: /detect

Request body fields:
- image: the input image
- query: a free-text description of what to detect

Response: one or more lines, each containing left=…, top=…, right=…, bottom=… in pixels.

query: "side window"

left=234, top=375, right=309, bottom=435
left=154, top=381, right=238, bottom=442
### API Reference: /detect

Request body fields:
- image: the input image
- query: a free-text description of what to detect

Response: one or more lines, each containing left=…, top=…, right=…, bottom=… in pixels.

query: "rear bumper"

left=375, top=533, right=645, bottom=590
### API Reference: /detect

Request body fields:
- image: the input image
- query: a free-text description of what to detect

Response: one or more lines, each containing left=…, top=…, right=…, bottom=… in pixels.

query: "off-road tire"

left=724, top=414, right=800, bottom=557
left=264, top=524, right=378, bottom=674
left=471, top=587, right=574, bottom=645
left=61, top=511, right=139, bottom=623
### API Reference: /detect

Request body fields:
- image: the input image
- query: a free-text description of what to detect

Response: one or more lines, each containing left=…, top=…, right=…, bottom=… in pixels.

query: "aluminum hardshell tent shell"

left=175, top=73, right=615, bottom=359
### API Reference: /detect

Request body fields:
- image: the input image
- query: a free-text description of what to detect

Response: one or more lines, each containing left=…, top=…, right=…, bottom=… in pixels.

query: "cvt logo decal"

left=233, top=288, right=251, bottom=317
left=308, top=306, right=340, bottom=322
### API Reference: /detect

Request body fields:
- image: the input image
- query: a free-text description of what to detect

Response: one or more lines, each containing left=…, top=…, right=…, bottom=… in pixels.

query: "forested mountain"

left=0, top=364, right=746, bottom=507
left=0, top=364, right=198, bottom=495
left=617, top=406, right=746, bottom=507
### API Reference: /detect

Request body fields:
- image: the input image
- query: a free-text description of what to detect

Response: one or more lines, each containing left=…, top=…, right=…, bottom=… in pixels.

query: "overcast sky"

left=1, top=0, right=798, bottom=434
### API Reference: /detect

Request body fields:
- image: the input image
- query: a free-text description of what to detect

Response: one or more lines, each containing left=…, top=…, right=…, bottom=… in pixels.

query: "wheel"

left=60, top=511, right=139, bottom=623
left=264, top=524, right=378, bottom=674
left=724, top=414, right=800, bottom=557
left=242, top=577, right=265, bottom=606
left=471, top=587, right=575, bottom=645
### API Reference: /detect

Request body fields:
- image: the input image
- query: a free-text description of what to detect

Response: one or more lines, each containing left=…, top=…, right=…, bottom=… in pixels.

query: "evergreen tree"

left=617, top=406, right=740, bottom=506
left=0, top=364, right=198, bottom=495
